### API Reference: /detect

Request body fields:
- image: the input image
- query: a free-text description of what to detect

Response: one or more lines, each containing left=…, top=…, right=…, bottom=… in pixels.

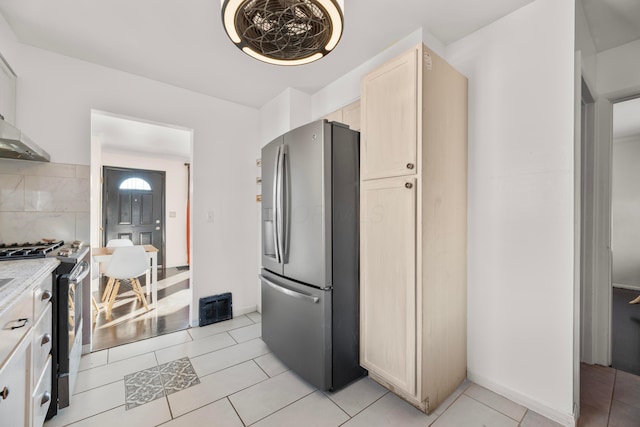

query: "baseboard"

left=234, top=304, right=258, bottom=317
left=612, top=283, right=640, bottom=292
left=189, top=304, right=258, bottom=328
left=467, top=370, right=576, bottom=427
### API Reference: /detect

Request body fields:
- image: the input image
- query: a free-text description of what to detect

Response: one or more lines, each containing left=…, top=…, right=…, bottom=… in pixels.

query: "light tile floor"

left=45, top=312, right=567, bottom=427
left=578, top=363, right=640, bottom=426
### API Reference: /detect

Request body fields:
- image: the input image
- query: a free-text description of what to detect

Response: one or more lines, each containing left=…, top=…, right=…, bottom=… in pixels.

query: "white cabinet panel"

left=361, top=48, right=418, bottom=180
left=0, top=334, right=31, bottom=427
left=359, top=43, right=467, bottom=413
left=0, top=55, right=16, bottom=124
left=360, top=176, right=416, bottom=395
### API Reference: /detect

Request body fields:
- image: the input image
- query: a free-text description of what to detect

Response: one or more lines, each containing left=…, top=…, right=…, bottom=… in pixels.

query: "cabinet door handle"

left=41, top=333, right=51, bottom=346
left=10, top=318, right=29, bottom=329
left=41, top=290, right=52, bottom=301
left=40, top=391, right=51, bottom=406
left=405, top=182, right=413, bottom=189
left=1, top=386, right=8, bottom=400
left=406, top=163, right=415, bottom=170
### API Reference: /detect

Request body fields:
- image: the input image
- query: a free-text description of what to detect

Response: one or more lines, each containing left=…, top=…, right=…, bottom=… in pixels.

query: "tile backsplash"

left=0, top=158, right=90, bottom=243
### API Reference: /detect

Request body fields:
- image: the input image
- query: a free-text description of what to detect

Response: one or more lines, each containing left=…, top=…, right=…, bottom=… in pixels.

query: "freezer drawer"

left=260, top=270, right=332, bottom=390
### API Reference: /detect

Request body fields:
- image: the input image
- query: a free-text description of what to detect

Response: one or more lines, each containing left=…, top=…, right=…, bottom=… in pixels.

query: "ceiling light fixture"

left=221, top=0, right=344, bottom=66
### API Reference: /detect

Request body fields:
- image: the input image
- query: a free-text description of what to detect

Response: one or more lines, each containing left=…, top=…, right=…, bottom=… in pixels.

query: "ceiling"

left=580, top=0, right=640, bottom=53
left=0, top=0, right=536, bottom=109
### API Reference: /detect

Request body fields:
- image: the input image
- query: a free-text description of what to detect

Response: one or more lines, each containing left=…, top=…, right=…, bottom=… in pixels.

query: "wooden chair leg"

left=92, top=296, right=100, bottom=313
left=128, top=278, right=144, bottom=302
left=106, top=280, right=121, bottom=318
left=102, top=277, right=115, bottom=302
left=132, top=278, right=149, bottom=311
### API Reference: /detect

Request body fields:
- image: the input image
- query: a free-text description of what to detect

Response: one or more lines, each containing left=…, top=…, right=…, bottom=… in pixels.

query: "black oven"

left=50, top=252, right=90, bottom=414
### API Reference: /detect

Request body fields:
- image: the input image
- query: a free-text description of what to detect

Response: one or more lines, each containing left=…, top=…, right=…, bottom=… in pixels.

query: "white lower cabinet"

left=32, top=304, right=52, bottom=388
left=0, top=333, right=31, bottom=427
left=0, top=270, right=55, bottom=427
left=360, top=176, right=417, bottom=395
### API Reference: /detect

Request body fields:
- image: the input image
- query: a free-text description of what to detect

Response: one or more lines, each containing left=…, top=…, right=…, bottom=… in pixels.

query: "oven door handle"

left=69, top=260, right=90, bottom=284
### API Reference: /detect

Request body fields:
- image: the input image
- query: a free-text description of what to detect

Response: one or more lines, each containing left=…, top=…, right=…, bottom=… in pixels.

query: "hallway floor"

left=91, top=267, right=191, bottom=351
left=579, top=363, right=640, bottom=426
left=611, top=287, right=640, bottom=376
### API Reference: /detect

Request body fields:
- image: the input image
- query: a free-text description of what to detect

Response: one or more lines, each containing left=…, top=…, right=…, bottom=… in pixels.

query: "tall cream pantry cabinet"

left=359, top=43, right=468, bottom=414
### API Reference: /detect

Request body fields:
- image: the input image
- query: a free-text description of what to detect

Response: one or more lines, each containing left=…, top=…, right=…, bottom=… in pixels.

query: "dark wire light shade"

left=221, top=0, right=344, bottom=65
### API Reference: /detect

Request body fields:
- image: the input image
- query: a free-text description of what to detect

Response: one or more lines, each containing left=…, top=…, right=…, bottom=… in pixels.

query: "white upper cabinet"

left=0, top=54, right=16, bottom=125
left=360, top=48, right=418, bottom=181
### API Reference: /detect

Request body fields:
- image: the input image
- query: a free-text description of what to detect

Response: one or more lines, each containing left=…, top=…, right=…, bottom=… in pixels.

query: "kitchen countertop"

left=0, top=258, right=59, bottom=316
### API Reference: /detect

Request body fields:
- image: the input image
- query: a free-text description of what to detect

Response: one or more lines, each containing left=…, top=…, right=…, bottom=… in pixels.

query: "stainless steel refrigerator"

left=260, top=119, right=364, bottom=391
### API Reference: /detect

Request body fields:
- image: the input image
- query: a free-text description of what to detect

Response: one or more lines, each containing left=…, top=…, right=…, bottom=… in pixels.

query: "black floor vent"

left=199, top=293, right=232, bottom=327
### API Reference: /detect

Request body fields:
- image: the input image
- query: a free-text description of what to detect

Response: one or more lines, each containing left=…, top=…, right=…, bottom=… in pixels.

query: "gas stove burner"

left=0, top=240, right=65, bottom=260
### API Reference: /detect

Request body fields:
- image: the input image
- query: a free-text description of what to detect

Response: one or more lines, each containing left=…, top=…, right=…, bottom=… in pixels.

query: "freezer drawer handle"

left=259, top=275, right=319, bottom=304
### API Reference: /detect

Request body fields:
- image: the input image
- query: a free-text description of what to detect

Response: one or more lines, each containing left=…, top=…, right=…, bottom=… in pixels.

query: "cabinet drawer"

left=0, top=291, right=33, bottom=364
left=32, top=356, right=52, bottom=427
left=33, top=275, right=53, bottom=321
left=32, top=303, right=52, bottom=387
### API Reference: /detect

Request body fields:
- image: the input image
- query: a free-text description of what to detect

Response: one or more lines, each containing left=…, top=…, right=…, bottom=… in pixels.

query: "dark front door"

left=103, top=166, right=165, bottom=267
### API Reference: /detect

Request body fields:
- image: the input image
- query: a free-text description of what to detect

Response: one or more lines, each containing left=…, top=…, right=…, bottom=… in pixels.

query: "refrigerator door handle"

left=278, top=145, right=289, bottom=264
left=273, top=145, right=282, bottom=263
left=259, top=274, right=320, bottom=304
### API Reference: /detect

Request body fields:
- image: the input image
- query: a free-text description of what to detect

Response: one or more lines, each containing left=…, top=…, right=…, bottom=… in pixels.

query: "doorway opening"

left=90, top=110, right=193, bottom=351
left=610, top=96, right=640, bottom=376
left=577, top=81, right=640, bottom=423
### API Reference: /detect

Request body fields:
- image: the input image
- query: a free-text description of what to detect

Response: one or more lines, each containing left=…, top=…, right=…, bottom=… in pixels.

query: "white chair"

left=101, top=239, right=134, bottom=302
left=106, top=238, right=134, bottom=248
left=104, top=246, right=150, bottom=318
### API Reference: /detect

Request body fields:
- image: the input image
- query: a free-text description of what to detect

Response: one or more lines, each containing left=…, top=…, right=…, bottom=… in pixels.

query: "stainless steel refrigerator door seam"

left=259, top=274, right=320, bottom=303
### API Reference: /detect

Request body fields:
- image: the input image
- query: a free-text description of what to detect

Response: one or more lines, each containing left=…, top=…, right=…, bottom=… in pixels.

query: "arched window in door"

left=119, top=177, right=152, bottom=191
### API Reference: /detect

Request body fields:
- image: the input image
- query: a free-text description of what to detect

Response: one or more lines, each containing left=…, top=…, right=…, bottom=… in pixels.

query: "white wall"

left=611, top=135, right=640, bottom=290
left=101, top=150, right=189, bottom=269
left=446, top=0, right=576, bottom=424
left=259, top=88, right=312, bottom=144
left=575, top=0, right=597, bottom=90
left=0, top=14, right=261, bottom=320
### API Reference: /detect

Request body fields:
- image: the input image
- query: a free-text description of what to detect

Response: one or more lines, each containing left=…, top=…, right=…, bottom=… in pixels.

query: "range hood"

left=0, top=119, right=50, bottom=162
